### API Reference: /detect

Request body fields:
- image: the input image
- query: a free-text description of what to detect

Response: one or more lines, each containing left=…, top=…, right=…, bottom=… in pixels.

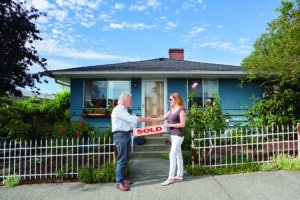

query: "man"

left=111, top=92, right=152, bottom=191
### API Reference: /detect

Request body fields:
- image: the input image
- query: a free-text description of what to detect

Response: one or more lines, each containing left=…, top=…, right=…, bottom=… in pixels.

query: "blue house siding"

left=70, top=78, right=84, bottom=121
left=219, top=79, right=262, bottom=124
left=167, top=78, right=188, bottom=108
left=131, top=78, right=142, bottom=116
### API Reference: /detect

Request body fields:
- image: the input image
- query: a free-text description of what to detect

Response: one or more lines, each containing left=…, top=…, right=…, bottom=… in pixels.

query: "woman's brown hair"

left=170, top=92, right=185, bottom=109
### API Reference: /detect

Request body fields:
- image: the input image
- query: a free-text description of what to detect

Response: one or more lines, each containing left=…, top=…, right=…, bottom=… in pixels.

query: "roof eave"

left=51, top=71, right=245, bottom=79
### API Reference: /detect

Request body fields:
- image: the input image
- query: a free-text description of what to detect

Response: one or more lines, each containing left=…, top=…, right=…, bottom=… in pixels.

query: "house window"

left=84, top=80, right=130, bottom=109
left=188, top=79, right=218, bottom=108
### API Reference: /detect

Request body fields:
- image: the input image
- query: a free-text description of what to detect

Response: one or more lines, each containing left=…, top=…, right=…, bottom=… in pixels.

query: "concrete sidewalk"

left=1, top=158, right=300, bottom=200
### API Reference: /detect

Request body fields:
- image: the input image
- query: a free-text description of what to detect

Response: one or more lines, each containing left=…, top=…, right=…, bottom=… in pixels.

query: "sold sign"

left=133, top=124, right=167, bottom=137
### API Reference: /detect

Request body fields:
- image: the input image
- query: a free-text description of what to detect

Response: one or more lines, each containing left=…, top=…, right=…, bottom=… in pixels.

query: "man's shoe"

left=123, top=179, right=133, bottom=186
left=116, top=183, right=129, bottom=191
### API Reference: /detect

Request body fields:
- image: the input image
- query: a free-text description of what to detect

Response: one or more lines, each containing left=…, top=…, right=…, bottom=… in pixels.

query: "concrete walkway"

left=1, top=158, right=300, bottom=200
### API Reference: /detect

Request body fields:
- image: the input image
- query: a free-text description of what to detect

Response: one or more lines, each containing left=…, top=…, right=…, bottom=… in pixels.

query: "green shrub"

left=77, top=165, right=94, bottom=183
left=186, top=96, right=226, bottom=136
left=93, top=163, right=116, bottom=183
left=185, top=162, right=260, bottom=176
left=77, top=162, right=130, bottom=184
left=0, top=91, right=70, bottom=140
left=52, top=120, right=94, bottom=139
left=56, top=170, right=66, bottom=180
left=3, top=174, right=22, bottom=188
left=261, top=154, right=300, bottom=171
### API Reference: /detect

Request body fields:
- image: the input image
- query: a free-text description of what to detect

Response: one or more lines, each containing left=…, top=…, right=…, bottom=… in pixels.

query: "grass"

left=185, top=154, right=300, bottom=176
left=260, top=154, right=300, bottom=171
left=2, top=174, right=22, bottom=188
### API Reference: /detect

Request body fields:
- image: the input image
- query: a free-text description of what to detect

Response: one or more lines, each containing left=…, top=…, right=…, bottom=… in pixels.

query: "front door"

left=142, top=80, right=166, bottom=127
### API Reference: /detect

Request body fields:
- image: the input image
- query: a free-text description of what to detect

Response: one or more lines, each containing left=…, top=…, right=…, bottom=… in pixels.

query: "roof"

left=50, top=58, right=245, bottom=82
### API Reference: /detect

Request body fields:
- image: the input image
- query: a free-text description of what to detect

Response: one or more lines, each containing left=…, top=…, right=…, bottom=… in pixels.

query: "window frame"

left=188, top=79, right=219, bottom=108
left=83, top=79, right=131, bottom=111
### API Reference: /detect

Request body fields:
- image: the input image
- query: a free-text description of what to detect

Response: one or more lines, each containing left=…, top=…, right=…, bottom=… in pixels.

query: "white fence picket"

left=191, top=125, right=299, bottom=167
left=0, top=137, right=115, bottom=181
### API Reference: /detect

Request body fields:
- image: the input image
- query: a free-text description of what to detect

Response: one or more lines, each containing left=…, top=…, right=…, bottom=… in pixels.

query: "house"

left=50, top=48, right=262, bottom=130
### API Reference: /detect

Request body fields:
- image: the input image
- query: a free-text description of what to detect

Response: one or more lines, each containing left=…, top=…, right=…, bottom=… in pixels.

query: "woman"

left=151, top=92, right=186, bottom=186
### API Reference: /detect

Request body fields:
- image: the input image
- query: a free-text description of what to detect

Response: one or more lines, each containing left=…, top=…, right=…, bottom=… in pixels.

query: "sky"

left=23, top=0, right=284, bottom=95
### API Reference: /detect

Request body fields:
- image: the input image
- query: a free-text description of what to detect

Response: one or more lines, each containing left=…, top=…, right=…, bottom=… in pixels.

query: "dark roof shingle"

left=52, top=58, right=243, bottom=72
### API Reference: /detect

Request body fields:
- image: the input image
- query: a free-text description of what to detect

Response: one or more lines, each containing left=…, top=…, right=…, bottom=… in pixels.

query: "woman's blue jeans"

left=114, top=132, right=131, bottom=184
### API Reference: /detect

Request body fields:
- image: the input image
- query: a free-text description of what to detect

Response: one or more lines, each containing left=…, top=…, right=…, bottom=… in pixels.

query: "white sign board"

left=133, top=124, right=166, bottom=137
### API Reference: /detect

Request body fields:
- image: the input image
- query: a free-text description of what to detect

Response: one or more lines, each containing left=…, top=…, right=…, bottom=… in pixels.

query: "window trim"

left=82, top=79, right=131, bottom=117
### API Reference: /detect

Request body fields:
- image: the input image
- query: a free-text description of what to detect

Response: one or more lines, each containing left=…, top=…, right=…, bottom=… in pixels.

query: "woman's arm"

left=151, top=111, right=170, bottom=122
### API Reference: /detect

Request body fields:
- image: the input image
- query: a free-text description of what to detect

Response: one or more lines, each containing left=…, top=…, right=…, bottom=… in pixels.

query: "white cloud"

left=44, top=59, right=78, bottom=71
left=218, top=42, right=233, bottom=50
left=166, top=21, right=178, bottom=30
left=199, top=39, right=251, bottom=55
left=189, top=27, right=205, bottom=37
left=147, top=0, right=161, bottom=8
left=52, top=9, right=68, bottom=22
left=109, top=22, right=125, bottom=29
left=75, top=11, right=97, bottom=27
left=114, top=3, right=124, bottom=10
left=238, top=37, right=250, bottom=44
left=99, top=13, right=112, bottom=22
left=182, top=0, right=205, bottom=11
left=199, top=41, right=234, bottom=52
left=29, top=0, right=54, bottom=10
left=81, top=21, right=96, bottom=27
left=37, top=15, right=49, bottom=23
left=35, top=39, right=137, bottom=68
left=129, top=0, right=161, bottom=12
left=55, top=0, right=102, bottom=10
left=130, top=4, right=147, bottom=11
left=51, top=28, right=60, bottom=35
left=108, top=22, right=155, bottom=30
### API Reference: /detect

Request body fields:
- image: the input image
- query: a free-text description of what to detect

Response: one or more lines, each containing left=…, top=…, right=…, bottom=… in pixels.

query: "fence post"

left=297, top=123, right=300, bottom=158
left=191, top=129, right=195, bottom=168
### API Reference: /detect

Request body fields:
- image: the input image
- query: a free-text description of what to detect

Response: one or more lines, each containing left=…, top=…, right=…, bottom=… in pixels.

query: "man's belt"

left=114, top=130, right=133, bottom=134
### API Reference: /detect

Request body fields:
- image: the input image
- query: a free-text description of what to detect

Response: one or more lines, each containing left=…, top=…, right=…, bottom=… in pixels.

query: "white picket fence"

left=1, top=125, right=300, bottom=182
left=191, top=125, right=299, bottom=167
left=0, top=137, right=115, bottom=181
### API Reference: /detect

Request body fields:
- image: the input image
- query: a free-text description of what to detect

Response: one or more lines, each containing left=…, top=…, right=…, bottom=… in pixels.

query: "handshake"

left=137, top=116, right=170, bottom=128
left=137, top=116, right=153, bottom=123
left=144, top=117, right=153, bottom=123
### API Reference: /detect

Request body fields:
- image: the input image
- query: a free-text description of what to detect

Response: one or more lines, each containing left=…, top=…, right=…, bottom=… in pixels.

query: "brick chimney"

left=169, top=48, right=184, bottom=60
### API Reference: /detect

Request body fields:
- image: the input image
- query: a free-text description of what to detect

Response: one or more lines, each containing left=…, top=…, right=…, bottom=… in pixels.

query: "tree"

left=0, top=0, right=48, bottom=97
left=241, top=0, right=300, bottom=126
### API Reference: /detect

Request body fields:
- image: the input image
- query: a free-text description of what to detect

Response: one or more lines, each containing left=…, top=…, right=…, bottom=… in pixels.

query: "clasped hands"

left=144, top=117, right=171, bottom=128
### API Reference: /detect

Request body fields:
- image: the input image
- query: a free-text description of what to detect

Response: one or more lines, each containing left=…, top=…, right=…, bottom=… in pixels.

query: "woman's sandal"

left=174, top=176, right=183, bottom=181
left=161, top=179, right=174, bottom=186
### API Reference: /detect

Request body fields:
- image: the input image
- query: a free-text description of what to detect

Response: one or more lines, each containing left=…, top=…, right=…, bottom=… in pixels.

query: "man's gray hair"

left=118, top=92, right=132, bottom=104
